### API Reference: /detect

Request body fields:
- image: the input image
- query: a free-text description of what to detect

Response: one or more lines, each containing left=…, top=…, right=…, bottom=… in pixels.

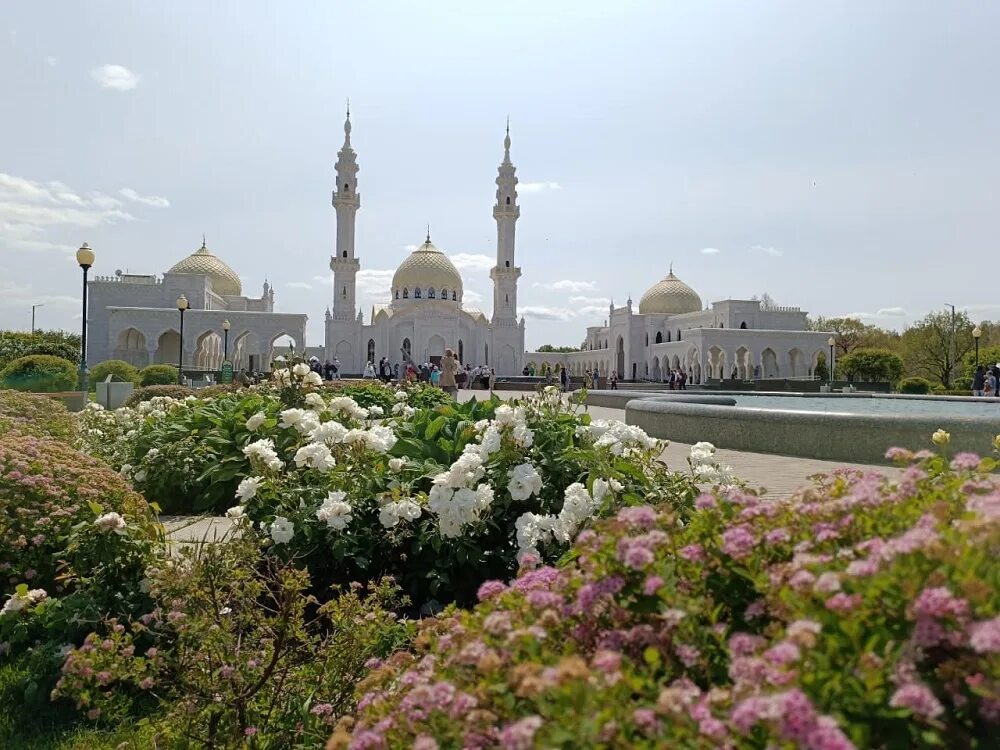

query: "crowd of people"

left=972, top=363, right=1000, bottom=397
left=345, top=351, right=498, bottom=397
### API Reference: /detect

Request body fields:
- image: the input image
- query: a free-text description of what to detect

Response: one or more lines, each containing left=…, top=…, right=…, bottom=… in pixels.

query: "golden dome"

left=391, top=237, right=463, bottom=299
left=167, top=239, right=242, bottom=297
left=638, top=269, right=702, bottom=315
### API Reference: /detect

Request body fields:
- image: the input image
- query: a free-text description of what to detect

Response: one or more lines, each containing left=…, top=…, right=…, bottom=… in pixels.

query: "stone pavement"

left=164, top=388, right=903, bottom=546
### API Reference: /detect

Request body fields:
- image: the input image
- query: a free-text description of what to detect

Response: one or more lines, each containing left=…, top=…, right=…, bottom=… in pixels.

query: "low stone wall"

left=585, top=390, right=737, bottom=409
left=625, top=400, right=996, bottom=465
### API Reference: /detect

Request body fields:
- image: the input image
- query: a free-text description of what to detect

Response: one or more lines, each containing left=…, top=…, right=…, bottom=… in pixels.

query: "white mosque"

left=523, top=269, right=831, bottom=384
left=322, top=111, right=525, bottom=374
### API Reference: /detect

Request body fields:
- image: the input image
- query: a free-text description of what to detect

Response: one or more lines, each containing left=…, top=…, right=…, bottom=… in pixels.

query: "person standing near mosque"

left=440, top=348, right=459, bottom=398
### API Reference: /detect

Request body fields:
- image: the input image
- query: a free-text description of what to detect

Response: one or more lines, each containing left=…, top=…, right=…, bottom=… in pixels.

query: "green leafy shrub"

left=0, top=330, right=80, bottom=370
left=137, top=364, right=178, bottom=387
left=123, top=384, right=193, bottom=407
left=899, top=376, right=934, bottom=394
left=0, top=355, right=77, bottom=392
left=837, top=347, right=904, bottom=383
left=338, top=438, right=1000, bottom=749
left=54, top=538, right=411, bottom=746
left=0, top=389, right=76, bottom=440
left=87, top=360, right=138, bottom=390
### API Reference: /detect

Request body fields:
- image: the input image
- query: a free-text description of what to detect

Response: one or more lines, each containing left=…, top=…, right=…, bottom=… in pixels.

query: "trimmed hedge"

left=0, top=355, right=77, bottom=392
left=88, top=359, right=139, bottom=390
left=0, top=330, right=80, bottom=370
left=898, top=376, right=933, bottom=394
left=124, top=384, right=194, bottom=407
left=139, top=364, right=179, bottom=386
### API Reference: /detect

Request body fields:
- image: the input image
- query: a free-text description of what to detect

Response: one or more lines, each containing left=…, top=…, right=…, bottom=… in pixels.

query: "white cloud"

left=533, top=279, right=597, bottom=292
left=751, top=244, right=783, bottom=257
left=120, top=188, right=170, bottom=208
left=518, top=181, right=562, bottom=193
left=569, top=295, right=610, bottom=306
left=0, top=279, right=78, bottom=309
left=90, top=64, right=140, bottom=91
left=44, top=56, right=57, bottom=67
left=449, top=253, right=494, bottom=272
left=286, top=281, right=312, bottom=290
left=876, top=306, right=907, bottom=317
left=700, top=247, right=722, bottom=255
left=521, top=306, right=576, bottom=321
left=463, top=289, right=484, bottom=305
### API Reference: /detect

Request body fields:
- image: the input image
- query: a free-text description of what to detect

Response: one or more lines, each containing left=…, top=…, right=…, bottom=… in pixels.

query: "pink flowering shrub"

left=334, top=444, right=1000, bottom=748
left=54, top=538, right=411, bottom=747
left=0, top=434, right=160, bottom=598
left=0, top=388, right=76, bottom=440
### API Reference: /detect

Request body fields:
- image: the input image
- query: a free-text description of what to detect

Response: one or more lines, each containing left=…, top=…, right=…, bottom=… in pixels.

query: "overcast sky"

left=2, top=1, right=998, bottom=349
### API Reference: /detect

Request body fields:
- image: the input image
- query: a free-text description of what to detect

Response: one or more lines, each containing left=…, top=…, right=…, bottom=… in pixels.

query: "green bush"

left=340, top=441, right=1000, bottom=749
left=123, top=384, right=193, bottom=407
left=54, top=540, right=410, bottom=744
left=87, top=360, right=138, bottom=390
left=898, top=376, right=933, bottom=394
left=0, top=355, right=77, bottom=392
left=0, top=389, right=77, bottom=441
left=0, top=330, right=80, bottom=370
left=137, top=364, right=178, bottom=387
left=837, top=347, right=904, bottom=383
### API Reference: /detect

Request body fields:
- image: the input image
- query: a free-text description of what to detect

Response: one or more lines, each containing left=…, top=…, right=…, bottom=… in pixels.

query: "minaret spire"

left=343, top=100, right=352, bottom=146
left=503, top=117, right=512, bottom=164
left=426, top=224, right=431, bottom=243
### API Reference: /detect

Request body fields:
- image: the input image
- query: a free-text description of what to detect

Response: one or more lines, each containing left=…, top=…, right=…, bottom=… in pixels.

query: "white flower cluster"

left=507, top=462, right=543, bottom=502
left=688, top=441, right=738, bottom=486
left=576, top=420, right=659, bottom=456
left=344, top=425, right=397, bottom=453
left=94, top=511, right=127, bottom=533
left=269, top=515, right=295, bottom=544
left=280, top=408, right=321, bottom=435
left=245, top=411, right=267, bottom=431
left=328, top=396, right=369, bottom=420
left=514, top=479, right=618, bottom=560
left=294, top=443, right=337, bottom=472
left=378, top=498, right=422, bottom=529
left=426, top=445, right=496, bottom=537
left=273, top=364, right=323, bottom=388
left=1, top=587, right=48, bottom=616
left=316, top=490, right=352, bottom=530
left=243, top=438, right=284, bottom=471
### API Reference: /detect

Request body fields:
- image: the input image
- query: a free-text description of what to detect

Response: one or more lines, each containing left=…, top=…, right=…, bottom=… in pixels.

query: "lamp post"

left=176, top=294, right=188, bottom=384
left=973, top=325, right=982, bottom=368
left=223, top=319, right=231, bottom=363
left=31, top=303, right=45, bottom=334
left=827, top=336, right=836, bottom=385
left=945, top=303, right=956, bottom=387
left=76, top=243, right=95, bottom=393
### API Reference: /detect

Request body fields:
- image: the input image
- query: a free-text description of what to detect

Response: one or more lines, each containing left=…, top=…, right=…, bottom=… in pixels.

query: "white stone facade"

left=525, top=277, right=831, bottom=384
left=324, top=113, right=525, bottom=375
left=87, top=242, right=307, bottom=372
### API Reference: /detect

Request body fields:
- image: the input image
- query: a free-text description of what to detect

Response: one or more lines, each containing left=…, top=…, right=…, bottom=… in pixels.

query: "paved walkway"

left=164, top=389, right=901, bottom=545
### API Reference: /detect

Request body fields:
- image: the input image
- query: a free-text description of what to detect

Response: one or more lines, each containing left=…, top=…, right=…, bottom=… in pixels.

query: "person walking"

left=332, top=358, right=341, bottom=380
left=363, top=361, right=376, bottom=379
left=610, top=370, right=618, bottom=390
left=430, top=365, right=441, bottom=387
left=592, top=369, right=599, bottom=389
left=973, top=365, right=986, bottom=397
left=440, top=347, right=459, bottom=398
left=985, top=368, right=997, bottom=399
left=488, top=367, right=496, bottom=394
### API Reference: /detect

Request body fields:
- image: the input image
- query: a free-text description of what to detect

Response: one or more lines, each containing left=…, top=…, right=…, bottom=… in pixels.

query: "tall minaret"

left=329, top=104, right=360, bottom=320
left=490, top=120, right=521, bottom=326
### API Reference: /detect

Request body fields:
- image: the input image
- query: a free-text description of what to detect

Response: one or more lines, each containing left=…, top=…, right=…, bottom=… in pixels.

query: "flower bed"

left=0, top=388, right=77, bottom=440
left=333, top=440, right=1000, bottom=749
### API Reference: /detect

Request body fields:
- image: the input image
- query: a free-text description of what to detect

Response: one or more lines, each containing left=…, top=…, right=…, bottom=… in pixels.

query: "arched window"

left=395, top=289, right=399, bottom=299
left=428, top=288, right=436, bottom=299
left=458, top=340, right=464, bottom=363
left=666, top=331, right=671, bottom=342
left=506, top=196, right=511, bottom=205
left=344, top=183, right=349, bottom=192
left=655, top=331, right=663, bottom=344
left=451, top=291, right=457, bottom=301
left=342, top=251, right=347, bottom=258
left=367, top=339, right=375, bottom=363
left=740, top=321, right=747, bottom=329
left=402, top=338, right=411, bottom=356
left=505, top=260, right=510, bottom=267
left=719, top=322, right=724, bottom=328
left=645, top=333, right=649, bottom=346
left=505, top=294, right=509, bottom=308
left=414, top=288, right=422, bottom=299
left=485, top=343, right=489, bottom=364
left=677, top=329, right=682, bottom=341
left=441, top=288, right=447, bottom=299
left=341, top=286, right=347, bottom=299
left=403, top=288, right=408, bottom=299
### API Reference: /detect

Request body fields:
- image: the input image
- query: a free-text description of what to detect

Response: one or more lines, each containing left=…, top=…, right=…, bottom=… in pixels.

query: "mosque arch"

left=403, top=288, right=409, bottom=299
left=269, top=333, right=298, bottom=364
left=761, top=348, right=779, bottom=378
left=154, top=330, right=180, bottom=365
left=734, top=346, right=751, bottom=380
left=645, top=332, right=649, bottom=346
left=615, top=336, right=625, bottom=379
left=334, top=339, right=352, bottom=365
left=231, top=331, right=261, bottom=371
left=367, top=339, right=375, bottom=364
left=740, top=321, right=748, bottom=329
left=402, top=338, right=412, bottom=358
left=414, top=288, right=422, bottom=299
left=788, top=347, right=805, bottom=378
left=428, top=335, right=446, bottom=359
left=458, top=339, right=464, bottom=363
left=651, top=357, right=661, bottom=381
left=195, top=330, right=223, bottom=370
left=114, top=328, right=148, bottom=368
left=655, top=331, right=663, bottom=344
left=428, top=288, right=436, bottom=299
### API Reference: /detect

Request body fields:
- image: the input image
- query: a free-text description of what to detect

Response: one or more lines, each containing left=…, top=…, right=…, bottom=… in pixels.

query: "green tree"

left=813, top=352, right=829, bottom=381
left=0, top=330, right=80, bottom=370
left=900, top=310, right=974, bottom=387
left=536, top=344, right=580, bottom=353
left=807, top=317, right=881, bottom=356
left=837, top=348, right=904, bottom=383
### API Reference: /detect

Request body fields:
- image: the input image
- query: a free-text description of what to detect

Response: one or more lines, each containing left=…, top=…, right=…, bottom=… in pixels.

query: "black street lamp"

left=223, top=319, right=231, bottom=363
left=76, top=243, right=95, bottom=393
left=176, top=294, right=188, bottom=384
left=827, top=336, right=836, bottom=385
left=973, top=325, right=982, bottom=368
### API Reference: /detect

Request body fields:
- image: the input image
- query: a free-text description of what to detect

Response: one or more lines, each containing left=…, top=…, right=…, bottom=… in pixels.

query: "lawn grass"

left=0, top=659, right=158, bottom=749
